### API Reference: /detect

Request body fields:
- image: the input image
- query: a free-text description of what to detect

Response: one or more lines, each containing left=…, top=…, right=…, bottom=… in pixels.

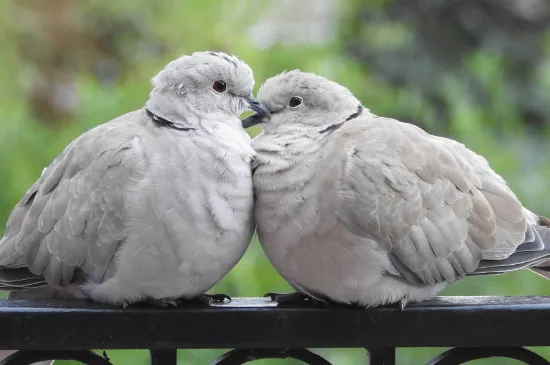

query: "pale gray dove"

left=243, top=70, right=550, bottom=308
left=0, top=51, right=267, bottom=306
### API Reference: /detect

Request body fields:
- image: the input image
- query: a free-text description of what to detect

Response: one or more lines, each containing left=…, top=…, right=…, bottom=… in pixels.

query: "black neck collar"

left=319, top=105, right=364, bottom=134
left=146, top=109, right=195, bottom=131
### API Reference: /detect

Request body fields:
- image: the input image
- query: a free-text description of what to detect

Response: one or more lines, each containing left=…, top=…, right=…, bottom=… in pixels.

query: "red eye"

left=213, top=80, right=227, bottom=93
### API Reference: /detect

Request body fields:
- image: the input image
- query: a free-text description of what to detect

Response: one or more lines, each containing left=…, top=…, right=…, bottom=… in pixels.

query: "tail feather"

left=470, top=222, right=550, bottom=277
left=0, top=267, right=45, bottom=282
left=7, top=286, right=86, bottom=300
left=0, top=267, right=48, bottom=295
left=513, top=225, right=543, bottom=252
left=0, top=283, right=48, bottom=291
left=531, top=264, right=550, bottom=279
left=473, top=254, right=550, bottom=275
left=530, top=220, right=550, bottom=278
left=0, top=237, right=84, bottom=301
left=0, top=235, right=72, bottom=302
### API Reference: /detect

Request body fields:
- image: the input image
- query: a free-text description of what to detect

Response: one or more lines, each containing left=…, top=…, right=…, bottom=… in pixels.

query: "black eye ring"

left=289, top=96, right=303, bottom=108
left=213, top=80, right=227, bottom=93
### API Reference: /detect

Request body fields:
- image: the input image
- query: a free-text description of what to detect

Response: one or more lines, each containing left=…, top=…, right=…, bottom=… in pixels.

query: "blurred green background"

left=1, top=0, right=550, bottom=364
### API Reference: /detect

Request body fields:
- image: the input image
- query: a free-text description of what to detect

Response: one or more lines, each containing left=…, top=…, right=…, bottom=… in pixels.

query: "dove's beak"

left=243, top=96, right=271, bottom=128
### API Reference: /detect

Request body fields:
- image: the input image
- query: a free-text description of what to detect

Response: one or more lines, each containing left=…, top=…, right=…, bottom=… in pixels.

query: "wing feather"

left=336, top=116, right=537, bottom=286
left=0, top=119, right=145, bottom=288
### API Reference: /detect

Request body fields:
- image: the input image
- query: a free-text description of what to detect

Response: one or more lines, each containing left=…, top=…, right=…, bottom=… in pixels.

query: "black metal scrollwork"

left=211, top=349, right=333, bottom=365
left=0, top=350, right=114, bottom=365
left=2, top=347, right=550, bottom=365
left=368, top=347, right=396, bottom=365
left=428, top=347, right=550, bottom=365
left=149, top=349, right=177, bottom=365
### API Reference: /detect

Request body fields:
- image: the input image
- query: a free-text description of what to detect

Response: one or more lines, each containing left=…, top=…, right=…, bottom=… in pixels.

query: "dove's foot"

left=266, top=292, right=364, bottom=308
left=149, top=298, right=180, bottom=307
left=138, top=294, right=231, bottom=307
left=131, top=298, right=179, bottom=308
left=399, top=297, right=408, bottom=311
left=198, top=293, right=232, bottom=305
left=264, top=292, right=324, bottom=306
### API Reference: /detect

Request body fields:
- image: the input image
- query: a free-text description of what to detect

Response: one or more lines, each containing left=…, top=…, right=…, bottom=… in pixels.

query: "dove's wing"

left=0, top=113, right=145, bottom=288
left=337, top=115, right=548, bottom=286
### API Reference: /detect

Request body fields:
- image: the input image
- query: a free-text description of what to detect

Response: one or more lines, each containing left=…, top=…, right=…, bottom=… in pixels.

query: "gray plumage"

left=246, top=70, right=550, bottom=307
left=0, top=51, right=256, bottom=305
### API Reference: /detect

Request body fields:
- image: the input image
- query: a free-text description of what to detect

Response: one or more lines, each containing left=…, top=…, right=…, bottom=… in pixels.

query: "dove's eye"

left=289, top=96, right=303, bottom=108
left=213, top=80, right=227, bottom=93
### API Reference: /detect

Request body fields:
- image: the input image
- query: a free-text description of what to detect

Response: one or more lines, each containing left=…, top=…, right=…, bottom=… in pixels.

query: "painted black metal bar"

left=1, top=296, right=550, bottom=350
left=427, top=347, right=550, bottom=365
left=368, top=347, right=396, bottom=365
left=1, top=297, right=550, bottom=365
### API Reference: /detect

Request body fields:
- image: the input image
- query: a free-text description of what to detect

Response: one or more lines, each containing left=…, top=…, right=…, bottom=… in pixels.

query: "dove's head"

left=146, top=51, right=267, bottom=129
left=242, top=70, right=365, bottom=134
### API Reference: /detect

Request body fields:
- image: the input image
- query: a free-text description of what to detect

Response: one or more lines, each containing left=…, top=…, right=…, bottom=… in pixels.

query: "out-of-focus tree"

left=342, top=0, right=550, bottom=132
left=16, top=0, right=80, bottom=126
left=12, top=0, right=169, bottom=126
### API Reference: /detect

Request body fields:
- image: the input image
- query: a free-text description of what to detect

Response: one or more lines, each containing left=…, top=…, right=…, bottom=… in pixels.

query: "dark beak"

left=243, top=95, right=271, bottom=128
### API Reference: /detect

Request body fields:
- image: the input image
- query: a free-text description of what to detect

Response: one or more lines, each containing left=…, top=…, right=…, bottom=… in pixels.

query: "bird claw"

left=264, top=292, right=313, bottom=305
left=199, top=293, right=232, bottom=305
left=161, top=299, right=179, bottom=307
left=141, top=298, right=180, bottom=308
left=140, top=294, right=231, bottom=307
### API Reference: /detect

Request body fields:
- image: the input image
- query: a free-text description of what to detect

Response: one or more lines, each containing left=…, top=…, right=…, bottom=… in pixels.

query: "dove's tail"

left=531, top=262, right=550, bottom=279
left=0, top=235, right=84, bottom=300
left=0, top=266, right=84, bottom=300
left=7, top=285, right=85, bottom=300
left=526, top=229, right=550, bottom=280
left=530, top=214, right=550, bottom=279
left=0, top=267, right=84, bottom=300
left=0, top=234, right=48, bottom=292
left=471, top=214, right=550, bottom=277
left=0, top=266, right=51, bottom=300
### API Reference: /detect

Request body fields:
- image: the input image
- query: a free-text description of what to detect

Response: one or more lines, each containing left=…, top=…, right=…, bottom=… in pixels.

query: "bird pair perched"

left=0, top=51, right=549, bottom=309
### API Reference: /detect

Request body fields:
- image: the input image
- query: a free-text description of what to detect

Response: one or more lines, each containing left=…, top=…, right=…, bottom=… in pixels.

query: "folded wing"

left=0, top=123, right=144, bottom=289
left=337, top=116, right=550, bottom=286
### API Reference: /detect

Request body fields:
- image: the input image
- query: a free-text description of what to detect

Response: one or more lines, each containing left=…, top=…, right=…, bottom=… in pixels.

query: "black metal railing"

left=1, top=296, right=550, bottom=365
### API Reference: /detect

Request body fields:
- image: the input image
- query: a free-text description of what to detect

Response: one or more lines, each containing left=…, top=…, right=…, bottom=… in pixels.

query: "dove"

left=0, top=51, right=268, bottom=306
left=242, top=70, right=550, bottom=308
